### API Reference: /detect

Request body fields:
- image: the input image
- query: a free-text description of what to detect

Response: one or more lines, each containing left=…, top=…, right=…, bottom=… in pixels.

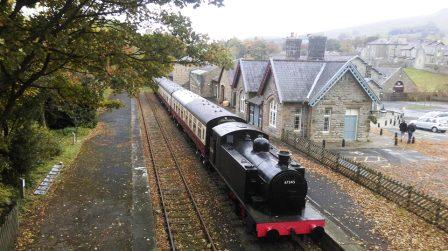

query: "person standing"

left=399, top=120, right=408, bottom=142
left=407, top=122, right=416, bottom=143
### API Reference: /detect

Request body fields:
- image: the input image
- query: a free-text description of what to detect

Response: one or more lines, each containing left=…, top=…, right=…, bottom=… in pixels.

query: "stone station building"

left=231, top=56, right=381, bottom=143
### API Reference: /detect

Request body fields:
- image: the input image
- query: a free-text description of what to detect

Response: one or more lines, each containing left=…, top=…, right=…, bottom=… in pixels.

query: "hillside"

left=404, top=68, right=448, bottom=92
left=324, top=9, right=448, bottom=38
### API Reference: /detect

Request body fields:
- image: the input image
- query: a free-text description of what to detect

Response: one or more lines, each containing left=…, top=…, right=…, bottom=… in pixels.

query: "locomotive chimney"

left=278, top=150, right=291, bottom=166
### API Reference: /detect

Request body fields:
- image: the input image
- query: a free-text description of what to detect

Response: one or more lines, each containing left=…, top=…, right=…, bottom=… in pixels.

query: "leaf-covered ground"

left=274, top=139, right=448, bottom=250
left=16, top=94, right=153, bottom=249
left=369, top=127, right=448, bottom=204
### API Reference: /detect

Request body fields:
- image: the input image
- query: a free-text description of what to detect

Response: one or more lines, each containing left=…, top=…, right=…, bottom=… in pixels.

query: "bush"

left=100, top=99, right=123, bottom=111
left=368, top=114, right=378, bottom=124
left=6, top=125, right=61, bottom=181
left=0, top=185, right=15, bottom=209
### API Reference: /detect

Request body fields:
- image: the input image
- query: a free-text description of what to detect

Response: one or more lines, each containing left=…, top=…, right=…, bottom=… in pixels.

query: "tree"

left=0, top=0, right=232, bottom=137
left=0, top=1, right=232, bottom=181
left=326, top=39, right=341, bottom=52
left=220, top=37, right=280, bottom=60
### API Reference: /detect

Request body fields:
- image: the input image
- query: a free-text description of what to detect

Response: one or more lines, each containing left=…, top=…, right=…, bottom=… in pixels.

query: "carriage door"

left=209, top=134, right=217, bottom=165
left=344, top=109, right=358, bottom=141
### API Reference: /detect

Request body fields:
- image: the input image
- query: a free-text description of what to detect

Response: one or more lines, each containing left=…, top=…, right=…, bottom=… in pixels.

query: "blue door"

left=344, top=115, right=358, bottom=141
left=253, top=106, right=260, bottom=127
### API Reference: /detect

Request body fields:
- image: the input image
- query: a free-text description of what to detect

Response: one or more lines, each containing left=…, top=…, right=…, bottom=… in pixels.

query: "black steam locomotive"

left=155, top=77, right=325, bottom=239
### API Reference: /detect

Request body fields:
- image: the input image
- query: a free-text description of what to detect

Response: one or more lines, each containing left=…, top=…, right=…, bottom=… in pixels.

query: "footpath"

left=17, top=94, right=155, bottom=250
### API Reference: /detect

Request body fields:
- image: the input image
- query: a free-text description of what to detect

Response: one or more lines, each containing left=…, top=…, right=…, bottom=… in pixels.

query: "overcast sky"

left=181, top=0, right=448, bottom=40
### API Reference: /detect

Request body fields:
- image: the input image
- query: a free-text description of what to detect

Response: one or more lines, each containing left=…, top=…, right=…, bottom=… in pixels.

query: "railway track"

left=137, top=93, right=216, bottom=250
left=138, top=91, right=344, bottom=251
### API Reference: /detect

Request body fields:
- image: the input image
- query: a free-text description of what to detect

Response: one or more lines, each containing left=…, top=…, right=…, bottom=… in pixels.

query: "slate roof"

left=377, top=67, right=399, bottom=78
left=368, top=38, right=407, bottom=45
left=308, top=61, right=347, bottom=100
left=258, top=58, right=380, bottom=106
left=239, top=59, right=269, bottom=92
left=268, top=59, right=346, bottom=102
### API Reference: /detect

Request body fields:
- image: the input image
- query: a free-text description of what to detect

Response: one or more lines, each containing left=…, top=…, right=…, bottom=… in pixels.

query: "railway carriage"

left=154, top=77, right=325, bottom=240
left=156, top=77, right=183, bottom=110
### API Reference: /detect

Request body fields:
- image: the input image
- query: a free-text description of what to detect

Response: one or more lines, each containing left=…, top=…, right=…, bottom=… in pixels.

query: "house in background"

left=377, top=67, right=418, bottom=94
left=170, top=62, right=238, bottom=105
left=188, top=65, right=221, bottom=98
left=170, top=63, right=197, bottom=88
left=360, top=38, right=408, bottom=67
left=215, top=67, right=235, bottom=104
left=360, top=38, right=448, bottom=74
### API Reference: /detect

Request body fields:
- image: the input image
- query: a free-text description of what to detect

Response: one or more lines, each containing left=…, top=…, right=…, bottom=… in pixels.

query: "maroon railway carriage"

left=157, top=79, right=243, bottom=158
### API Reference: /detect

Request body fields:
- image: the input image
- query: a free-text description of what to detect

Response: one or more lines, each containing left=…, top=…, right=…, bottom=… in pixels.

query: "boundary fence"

left=0, top=204, right=19, bottom=250
left=282, top=130, right=448, bottom=233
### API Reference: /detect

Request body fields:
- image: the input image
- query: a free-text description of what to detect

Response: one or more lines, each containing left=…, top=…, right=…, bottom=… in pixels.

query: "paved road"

left=383, top=101, right=448, bottom=120
left=21, top=94, right=155, bottom=250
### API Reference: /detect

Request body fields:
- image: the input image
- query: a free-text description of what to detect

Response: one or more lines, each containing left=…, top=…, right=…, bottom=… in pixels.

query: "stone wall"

left=351, top=57, right=382, bottom=83
left=309, top=72, right=372, bottom=142
left=260, top=76, right=283, bottom=138
left=234, top=76, right=246, bottom=120
left=171, top=64, right=196, bottom=87
left=189, top=67, right=221, bottom=98
left=219, top=69, right=233, bottom=103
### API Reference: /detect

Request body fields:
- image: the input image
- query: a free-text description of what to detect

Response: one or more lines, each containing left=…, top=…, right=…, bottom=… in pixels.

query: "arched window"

left=240, top=92, right=246, bottom=113
left=269, top=99, right=277, bottom=127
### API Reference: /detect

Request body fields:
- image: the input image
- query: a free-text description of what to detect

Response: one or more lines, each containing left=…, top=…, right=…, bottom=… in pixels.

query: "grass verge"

left=405, top=104, right=443, bottom=110
left=404, top=68, right=448, bottom=92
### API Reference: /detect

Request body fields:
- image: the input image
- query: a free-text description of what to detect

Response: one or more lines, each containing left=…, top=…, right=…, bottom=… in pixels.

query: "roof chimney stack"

left=285, top=33, right=302, bottom=60
left=307, top=35, right=327, bottom=61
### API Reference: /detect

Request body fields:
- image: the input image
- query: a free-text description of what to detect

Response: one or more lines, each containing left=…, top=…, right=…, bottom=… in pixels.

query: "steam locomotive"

left=155, top=77, right=325, bottom=239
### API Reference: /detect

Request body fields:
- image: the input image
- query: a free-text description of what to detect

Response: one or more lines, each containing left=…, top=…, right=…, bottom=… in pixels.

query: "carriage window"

left=202, top=125, right=206, bottom=141
left=193, top=119, right=197, bottom=134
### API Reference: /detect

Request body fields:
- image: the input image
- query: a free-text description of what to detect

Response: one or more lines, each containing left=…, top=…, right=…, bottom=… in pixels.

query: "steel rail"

left=136, top=96, right=175, bottom=250
left=140, top=92, right=217, bottom=251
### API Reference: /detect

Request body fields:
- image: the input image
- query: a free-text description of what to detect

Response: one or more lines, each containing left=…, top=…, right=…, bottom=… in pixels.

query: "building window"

left=240, top=92, right=246, bottom=113
left=293, top=108, right=302, bottom=131
left=323, top=108, right=331, bottom=132
left=269, top=100, right=277, bottom=127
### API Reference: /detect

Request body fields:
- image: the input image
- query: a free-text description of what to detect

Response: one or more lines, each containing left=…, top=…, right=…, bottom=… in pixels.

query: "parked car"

left=420, top=111, right=442, bottom=119
left=411, top=118, right=448, bottom=133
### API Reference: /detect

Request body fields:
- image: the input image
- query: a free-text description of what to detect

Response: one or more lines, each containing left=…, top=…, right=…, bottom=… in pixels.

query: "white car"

left=411, top=118, right=448, bottom=133
left=420, top=111, right=442, bottom=119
